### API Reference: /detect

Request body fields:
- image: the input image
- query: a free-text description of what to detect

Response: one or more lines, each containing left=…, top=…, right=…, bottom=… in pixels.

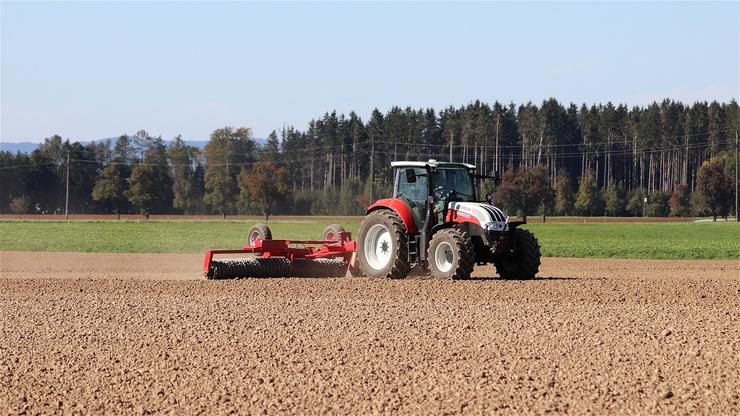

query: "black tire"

left=427, top=228, right=475, bottom=280
left=247, top=223, right=272, bottom=245
left=322, top=224, right=345, bottom=241
left=495, top=228, right=541, bottom=280
left=357, top=210, right=411, bottom=279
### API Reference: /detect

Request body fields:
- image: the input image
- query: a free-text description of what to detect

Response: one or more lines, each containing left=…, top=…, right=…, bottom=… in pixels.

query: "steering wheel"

left=433, top=186, right=452, bottom=201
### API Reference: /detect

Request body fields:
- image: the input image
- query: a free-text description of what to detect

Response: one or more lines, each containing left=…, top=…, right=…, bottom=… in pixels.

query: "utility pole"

left=495, top=113, right=500, bottom=174
left=369, top=136, right=374, bottom=202
left=64, top=150, right=70, bottom=220
left=449, top=131, right=453, bottom=162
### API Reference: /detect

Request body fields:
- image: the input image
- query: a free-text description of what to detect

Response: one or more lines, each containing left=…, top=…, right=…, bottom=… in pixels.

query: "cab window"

left=431, top=168, right=475, bottom=201
left=396, top=168, right=427, bottom=206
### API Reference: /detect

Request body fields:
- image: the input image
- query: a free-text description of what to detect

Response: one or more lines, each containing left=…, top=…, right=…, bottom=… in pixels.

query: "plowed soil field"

left=1, top=251, right=738, bottom=415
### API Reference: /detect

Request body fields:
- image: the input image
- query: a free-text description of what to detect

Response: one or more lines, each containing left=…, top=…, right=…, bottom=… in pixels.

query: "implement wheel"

left=495, top=228, right=541, bottom=280
left=427, top=228, right=475, bottom=280
left=247, top=223, right=272, bottom=245
left=322, top=224, right=345, bottom=241
left=357, top=210, right=410, bottom=279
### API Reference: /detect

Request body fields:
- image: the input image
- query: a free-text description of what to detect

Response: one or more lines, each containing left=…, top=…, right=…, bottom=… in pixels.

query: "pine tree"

left=126, top=135, right=172, bottom=216
left=203, top=127, right=255, bottom=215
left=261, top=130, right=280, bottom=163
left=167, top=135, right=201, bottom=214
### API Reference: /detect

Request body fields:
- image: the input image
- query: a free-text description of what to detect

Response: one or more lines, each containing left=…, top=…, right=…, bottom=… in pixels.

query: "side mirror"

left=405, top=168, right=416, bottom=183
left=485, top=192, right=493, bottom=205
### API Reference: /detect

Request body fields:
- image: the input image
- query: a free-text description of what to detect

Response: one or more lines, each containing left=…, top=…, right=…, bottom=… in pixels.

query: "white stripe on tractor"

left=447, top=202, right=508, bottom=231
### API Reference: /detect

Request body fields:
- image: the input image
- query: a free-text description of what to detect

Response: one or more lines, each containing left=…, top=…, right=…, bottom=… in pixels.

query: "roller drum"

left=207, top=257, right=292, bottom=279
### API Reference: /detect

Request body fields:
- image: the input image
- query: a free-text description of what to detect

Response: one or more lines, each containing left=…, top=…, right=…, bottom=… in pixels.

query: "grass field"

left=0, top=219, right=738, bottom=259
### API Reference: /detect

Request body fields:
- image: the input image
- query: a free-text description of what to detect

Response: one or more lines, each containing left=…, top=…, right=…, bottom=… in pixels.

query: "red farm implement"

left=203, top=224, right=358, bottom=279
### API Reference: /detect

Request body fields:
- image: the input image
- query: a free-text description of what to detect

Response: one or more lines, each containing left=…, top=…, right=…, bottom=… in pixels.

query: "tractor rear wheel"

left=357, top=210, right=411, bottom=279
left=427, top=228, right=475, bottom=280
left=247, top=223, right=272, bottom=245
left=495, top=228, right=541, bottom=279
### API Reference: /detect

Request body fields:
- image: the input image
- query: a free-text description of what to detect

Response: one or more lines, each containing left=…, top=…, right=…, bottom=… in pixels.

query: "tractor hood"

left=446, top=202, right=509, bottom=232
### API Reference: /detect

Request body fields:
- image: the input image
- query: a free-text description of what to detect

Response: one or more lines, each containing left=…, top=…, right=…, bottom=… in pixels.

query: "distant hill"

left=0, top=142, right=39, bottom=154
left=0, top=138, right=266, bottom=155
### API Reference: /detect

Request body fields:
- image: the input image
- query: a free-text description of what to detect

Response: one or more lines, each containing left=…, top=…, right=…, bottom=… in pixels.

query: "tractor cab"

left=392, top=160, right=477, bottom=229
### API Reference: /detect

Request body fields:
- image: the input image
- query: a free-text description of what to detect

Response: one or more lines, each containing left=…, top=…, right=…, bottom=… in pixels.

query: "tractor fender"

left=366, top=198, right=419, bottom=234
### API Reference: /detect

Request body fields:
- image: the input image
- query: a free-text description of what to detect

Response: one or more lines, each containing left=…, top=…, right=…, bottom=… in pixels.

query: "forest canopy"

left=1, top=98, right=737, bottom=219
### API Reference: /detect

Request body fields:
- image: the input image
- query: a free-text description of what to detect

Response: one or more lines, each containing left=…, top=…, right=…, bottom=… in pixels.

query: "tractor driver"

left=431, top=170, right=454, bottom=224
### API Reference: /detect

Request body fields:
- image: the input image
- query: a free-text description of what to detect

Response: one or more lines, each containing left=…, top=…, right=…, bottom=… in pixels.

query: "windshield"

left=431, top=168, right=475, bottom=202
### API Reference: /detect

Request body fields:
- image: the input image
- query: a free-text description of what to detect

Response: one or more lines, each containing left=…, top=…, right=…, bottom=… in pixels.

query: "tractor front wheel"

left=495, top=228, right=541, bottom=279
left=427, top=228, right=475, bottom=280
left=357, top=210, right=410, bottom=279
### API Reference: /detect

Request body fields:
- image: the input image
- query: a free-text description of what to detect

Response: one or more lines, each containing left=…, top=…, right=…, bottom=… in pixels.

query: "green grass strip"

left=0, top=220, right=737, bottom=260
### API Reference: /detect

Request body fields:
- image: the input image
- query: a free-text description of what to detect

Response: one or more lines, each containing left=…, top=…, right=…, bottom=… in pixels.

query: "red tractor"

left=357, top=160, right=541, bottom=280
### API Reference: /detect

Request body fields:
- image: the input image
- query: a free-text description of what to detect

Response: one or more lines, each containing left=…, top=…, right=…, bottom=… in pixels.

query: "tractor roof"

left=390, top=159, right=476, bottom=170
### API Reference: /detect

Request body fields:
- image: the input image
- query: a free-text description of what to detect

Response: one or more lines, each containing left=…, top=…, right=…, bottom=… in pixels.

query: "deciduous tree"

left=696, top=159, right=733, bottom=221
left=553, top=172, right=575, bottom=215
left=238, top=162, right=288, bottom=220
left=575, top=170, right=603, bottom=215
left=493, top=165, right=552, bottom=221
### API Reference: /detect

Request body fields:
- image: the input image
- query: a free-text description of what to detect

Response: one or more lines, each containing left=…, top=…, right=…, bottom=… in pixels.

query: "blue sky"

left=1, top=1, right=738, bottom=142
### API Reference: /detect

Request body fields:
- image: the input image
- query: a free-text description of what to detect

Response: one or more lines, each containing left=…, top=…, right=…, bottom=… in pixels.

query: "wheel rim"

left=364, top=224, right=392, bottom=270
left=249, top=231, right=261, bottom=245
left=434, top=242, right=455, bottom=273
left=325, top=231, right=336, bottom=241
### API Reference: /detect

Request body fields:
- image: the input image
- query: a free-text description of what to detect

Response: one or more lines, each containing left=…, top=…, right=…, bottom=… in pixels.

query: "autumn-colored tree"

left=493, top=165, right=552, bottom=221
left=239, top=162, right=289, bottom=220
left=668, top=185, right=692, bottom=217
left=696, top=159, right=733, bottom=221
left=9, top=195, right=31, bottom=214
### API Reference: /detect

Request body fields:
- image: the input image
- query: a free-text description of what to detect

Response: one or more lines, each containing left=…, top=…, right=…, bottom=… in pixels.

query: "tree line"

left=1, top=98, right=737, bottom=219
